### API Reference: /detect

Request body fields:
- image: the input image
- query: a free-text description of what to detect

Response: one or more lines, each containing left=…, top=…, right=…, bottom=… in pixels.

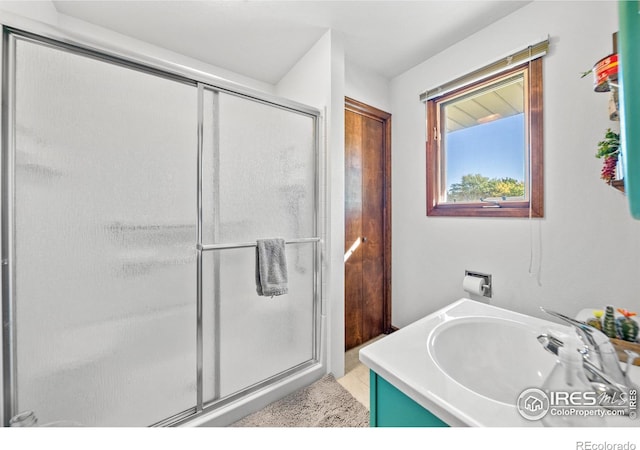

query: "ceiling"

left=52, top=1, right=532, bottom=85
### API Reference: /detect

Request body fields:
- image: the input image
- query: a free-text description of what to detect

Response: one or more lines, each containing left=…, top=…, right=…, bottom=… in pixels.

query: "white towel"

left=255, top=238, right=288, bottom=297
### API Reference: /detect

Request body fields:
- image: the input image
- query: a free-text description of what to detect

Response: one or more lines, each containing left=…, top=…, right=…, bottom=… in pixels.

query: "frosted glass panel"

left=13, top=38, right=197, bottom=426
left=201, top=89, right=318, bottom=402
left=217, top=93, right=316, bottom=242
left=217, top=244, right=315, bottom=397
left=201, top=89, right=219, bottom=403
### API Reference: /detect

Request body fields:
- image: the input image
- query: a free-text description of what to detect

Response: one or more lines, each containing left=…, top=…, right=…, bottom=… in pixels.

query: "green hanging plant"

left=595, top=128, right=620, bottom=183
left=595, top=128, right=620, bottom=158
left=580, top=69, right=593, bottom=78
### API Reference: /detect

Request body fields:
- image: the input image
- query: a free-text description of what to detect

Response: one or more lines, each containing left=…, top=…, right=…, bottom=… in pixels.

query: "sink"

left=427, top=316, right=557, bottom=405
left=360, top=298, right=640, bottom=426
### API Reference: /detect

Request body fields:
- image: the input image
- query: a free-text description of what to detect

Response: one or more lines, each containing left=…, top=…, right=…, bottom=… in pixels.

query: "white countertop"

left=359, top=298, right=640, bottom=427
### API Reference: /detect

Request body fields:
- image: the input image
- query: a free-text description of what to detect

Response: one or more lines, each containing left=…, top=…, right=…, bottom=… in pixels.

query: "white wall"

left=277, top=30, right=346, bottom=378
left=277, top=38, right=389, bottom=378
left=277, top=31, right=332, bottom=106
left=345, top=61, right=391, bottom=112
left=390, top=1, right=640, bottom=327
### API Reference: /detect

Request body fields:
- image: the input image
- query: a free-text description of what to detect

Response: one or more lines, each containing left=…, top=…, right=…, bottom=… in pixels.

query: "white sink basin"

left=360, top=299, right=640, bottom=426
left=427, top=316, right=557, bottom=404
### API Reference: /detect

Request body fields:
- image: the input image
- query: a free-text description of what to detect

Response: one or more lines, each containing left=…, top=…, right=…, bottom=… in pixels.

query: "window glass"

left=426, top=60, right=543, bottom=218
left=442, top=74, right=526, bottom=203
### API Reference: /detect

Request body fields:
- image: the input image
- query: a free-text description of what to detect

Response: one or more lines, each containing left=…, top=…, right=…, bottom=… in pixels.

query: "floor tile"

left=338, top=335, right=386, bottom=410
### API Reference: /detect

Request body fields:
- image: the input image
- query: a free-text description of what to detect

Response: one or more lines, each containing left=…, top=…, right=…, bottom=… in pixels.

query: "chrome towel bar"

left=198, top=237, right=320, bottom=251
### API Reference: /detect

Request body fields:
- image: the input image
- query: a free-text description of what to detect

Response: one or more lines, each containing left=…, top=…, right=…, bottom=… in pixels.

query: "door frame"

left=344, top=97, right=393, bottom=336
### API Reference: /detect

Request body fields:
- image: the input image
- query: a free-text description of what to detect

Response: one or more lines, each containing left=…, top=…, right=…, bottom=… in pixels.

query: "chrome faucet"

left=539, top=308, right=638, bottom=397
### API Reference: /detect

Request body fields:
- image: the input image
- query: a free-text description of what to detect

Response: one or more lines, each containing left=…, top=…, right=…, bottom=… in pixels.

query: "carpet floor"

left=230, top=374, right=370, bottom=427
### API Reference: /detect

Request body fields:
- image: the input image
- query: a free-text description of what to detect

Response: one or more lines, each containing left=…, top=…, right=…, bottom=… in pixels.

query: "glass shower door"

left=9, top=36, right=198, bottom=426
left=201, top=90, right=318, bottom=402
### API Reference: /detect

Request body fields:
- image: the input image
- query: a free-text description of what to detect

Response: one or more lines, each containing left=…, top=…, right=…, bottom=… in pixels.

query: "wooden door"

left=344, top=97, right=392, bottom=350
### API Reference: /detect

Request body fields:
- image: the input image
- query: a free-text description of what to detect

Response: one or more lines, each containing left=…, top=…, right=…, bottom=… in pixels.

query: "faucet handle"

left=539, top=307, right=637, bottom=393
left=537, top=330, right=589, bottom=357
left=537, top=333, right=563, bottom=356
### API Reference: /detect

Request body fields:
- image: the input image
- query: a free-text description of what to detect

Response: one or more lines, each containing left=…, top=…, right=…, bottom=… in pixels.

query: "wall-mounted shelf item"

left=592, top=53, right=618, bottom=92
left=595, top=128, right=620, bottom=185
left=612, top=179, right=625, bottom=193
left=589, top=32, right=624, bottom=191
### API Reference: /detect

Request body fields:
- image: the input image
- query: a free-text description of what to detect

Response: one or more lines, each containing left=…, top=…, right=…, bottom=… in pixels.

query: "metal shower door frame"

left=193, top=83, right=323, bottom=418
left=0, top=22, right=323, bottom=427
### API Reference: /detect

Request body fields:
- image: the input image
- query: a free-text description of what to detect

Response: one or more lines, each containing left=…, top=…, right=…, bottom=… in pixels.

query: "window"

left=425, top=55, right=544, bottom=218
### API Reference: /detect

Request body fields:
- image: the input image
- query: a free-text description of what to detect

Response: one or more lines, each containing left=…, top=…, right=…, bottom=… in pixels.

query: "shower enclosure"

left=1, top=26, right=322, bottom=427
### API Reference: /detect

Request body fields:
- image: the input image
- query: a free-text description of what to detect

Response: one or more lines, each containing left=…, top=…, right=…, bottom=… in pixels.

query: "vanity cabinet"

left=369, top=371, right=449, bottom=427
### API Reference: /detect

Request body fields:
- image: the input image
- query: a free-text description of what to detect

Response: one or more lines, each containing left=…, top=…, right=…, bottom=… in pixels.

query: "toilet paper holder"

left=464, top=270, right=492, bottom=298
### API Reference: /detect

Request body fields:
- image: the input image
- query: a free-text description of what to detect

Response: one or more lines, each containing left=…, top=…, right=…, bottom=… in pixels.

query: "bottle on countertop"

left=541, top=331, right=605, bottom=427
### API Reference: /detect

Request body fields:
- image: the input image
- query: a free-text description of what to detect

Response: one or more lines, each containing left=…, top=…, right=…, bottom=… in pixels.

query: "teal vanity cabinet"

left=369, top=371, right=449, bottom=427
